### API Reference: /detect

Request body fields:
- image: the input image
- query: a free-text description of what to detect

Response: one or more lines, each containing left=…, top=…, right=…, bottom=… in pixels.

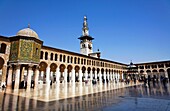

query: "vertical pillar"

left=104, top=71, right=106, bottom=80
left=84, top=70, right=87, bottom=81
left=56, top=67, right=60, bottom=83
left=1, top=65, right=7, bottom=86
left=118, top=73, right=120, bottom=82
left=7, top=66, right=13, bottom=87
left=72, top=69, right=75, bottom=83
left=122, top=73, right=124, bottom=80
left=90, top=70, right=93, bottom=81
left=27, top=66, right=32, bottom=89
left=20, top=66, right=25, bottom=82
left=79, top=69, right=82, bottom=82
left=99, top=70, right=102, bottom=83
left=41, top=71, right=44, bottom=82
left=14, top=65, right=21, bottom=89
left=64, top=68, right=67, bottom=83
left=116, top=73, right=119, bottom=82
left=46, top=66, right=50, bottom=84
left=110, top=73, right=112, bottom=81
left=165, top=71, right=168, bottom=78
left=34, top=67, right=39, bottom=89
left=50, top=71, right=53, bottom=82
left=94, top=70, right=97, bottom=80
left=108, top=73, right=110, bottom=81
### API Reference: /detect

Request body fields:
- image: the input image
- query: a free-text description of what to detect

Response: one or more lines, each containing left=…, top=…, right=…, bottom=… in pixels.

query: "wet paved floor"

left=0, top=82, right=170, bottom=111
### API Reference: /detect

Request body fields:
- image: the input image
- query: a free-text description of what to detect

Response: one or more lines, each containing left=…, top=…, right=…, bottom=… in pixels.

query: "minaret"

left=78, top=16, right=94, bottom=56
left=82, top=16, right=89, bottom=36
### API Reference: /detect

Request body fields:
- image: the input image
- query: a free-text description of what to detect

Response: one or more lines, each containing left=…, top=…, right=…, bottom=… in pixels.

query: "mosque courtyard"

left=0, top=81, right=170, bottom=111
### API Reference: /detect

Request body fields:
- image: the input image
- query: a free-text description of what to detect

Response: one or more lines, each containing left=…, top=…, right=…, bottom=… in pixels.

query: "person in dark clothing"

left=144, top=77, right=147, bottom=87
left=133, top=77, right=136, bottom=84
left=148, top=75, right=151, bottom=87
left=163, top=77, right=167, bottom=88
left=152, top=76, right=156, bottom=87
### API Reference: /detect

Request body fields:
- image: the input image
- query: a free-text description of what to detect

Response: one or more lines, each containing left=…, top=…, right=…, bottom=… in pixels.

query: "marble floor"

left=0, top=81, right=170, bottom=111
left=0, top=81, right=140, bottom=102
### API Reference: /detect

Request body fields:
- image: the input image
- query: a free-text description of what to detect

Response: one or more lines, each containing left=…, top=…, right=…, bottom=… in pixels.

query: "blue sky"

left=0, top=0, right=170, bottom=64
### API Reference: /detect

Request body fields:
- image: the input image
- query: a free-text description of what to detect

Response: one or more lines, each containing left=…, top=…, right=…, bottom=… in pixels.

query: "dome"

left=17, top=27, right=39, bottom=39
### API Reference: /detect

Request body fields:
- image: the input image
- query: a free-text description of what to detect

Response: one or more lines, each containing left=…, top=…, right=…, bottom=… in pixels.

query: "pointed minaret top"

left=82, top=16, right=89, bottom=36
left=28, top=24, right=30, bottom=28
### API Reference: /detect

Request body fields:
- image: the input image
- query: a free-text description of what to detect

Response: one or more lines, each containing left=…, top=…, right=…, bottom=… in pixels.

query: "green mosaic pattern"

left=9, top=39, right=41, bottom=63
left=19, top=39, right=33, bottom=61
left=32, top=42, right=41, bottom=62
left=9, top=41, right=19, bottom=61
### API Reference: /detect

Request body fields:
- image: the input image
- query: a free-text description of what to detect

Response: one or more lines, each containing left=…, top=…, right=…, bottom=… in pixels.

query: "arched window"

left=60, top=54, right=62, bottom=62
left=82, top=44, right=85, bottom=48
left=63, top=55, right=66, bottom=62
left=67, top=56, right=70, bottom=63
left=81, top=58, right=83, bottom=65
left=55, top=54, right=58, bottom=61
left=36, top=48, right=38, bottom=55
left=74, top=57, right=77, bottom=64
left=78, top=58, right=80, bottom=64
left=50, top=53, right=53, bottom=61
left=0, top=43, right=6, bottom=54
left=45, top=52, right=48, bottom=60
left=84, top=59, right=86, bottom=65
left=40, top=51, right=44, bottom=59
left=71, top=57, right=73, bottom=63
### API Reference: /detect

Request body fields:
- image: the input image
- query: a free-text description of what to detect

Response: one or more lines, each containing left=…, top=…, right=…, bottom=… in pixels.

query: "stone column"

left=20, top=66, right=25, bottom=82
left=99, top=70, right=102, bottom=83
left=7, top=66, right=13, bottom=87
left=41, top=71, right=44, bottom=82
left=46, top=66, right=50, bottom=84
left=34, top=67, right=39, bottom=89
left=110, top=73, right=112, bottom=81
left=64, top=68, right=67, bottom=83
left=79, top=69, right=82, bottom=82
left=122, top=73, right=124, bottom=80
left=118, top=73, right=120, bottom=82
left=50, top=71, right=53, bottom=82
left=56, top=67, right=60, bottom=83
left=165, top=71, right=168, bottom=78
left=1, top=65, right=7, bottom=86
left=95, top=70, right=97, bottom=80
left=108, top=73, right=110, bottom=81
left=104, top=71, right=106, bottom=80
left=90, top=70, right=93, bottom=81
left=72, top=69, right=75, bottom=83
left=14, top=65, right=21, bottom=89
left=27, top=66, right=33, bottom=89
left=85, top=70, right=88, bottom=81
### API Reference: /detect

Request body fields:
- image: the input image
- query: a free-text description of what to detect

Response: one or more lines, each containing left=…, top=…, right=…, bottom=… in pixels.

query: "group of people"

left=124, top=76, right=137, bottom=85
left=144, top=75, right=169, bottom=88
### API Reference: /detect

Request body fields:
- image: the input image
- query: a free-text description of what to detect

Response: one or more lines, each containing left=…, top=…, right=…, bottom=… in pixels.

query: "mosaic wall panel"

left=32, top=42, right=41, bottom=62
left=18, top=39, right=33, bottom=61
left=9, top=39, right=41, bottom=63
left=9, top=41, right=19, bottom=61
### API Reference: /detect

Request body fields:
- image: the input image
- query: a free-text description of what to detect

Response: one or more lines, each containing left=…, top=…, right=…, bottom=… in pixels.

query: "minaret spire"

left=82, top=16, right=89, bottom=36
left=28, top=24, right=30, bottom=28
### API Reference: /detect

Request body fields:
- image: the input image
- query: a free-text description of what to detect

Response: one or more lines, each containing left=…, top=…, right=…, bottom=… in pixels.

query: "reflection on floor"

left=0, top=82, right=170, bottom=111
left=0, top=81, right=141, bottom=101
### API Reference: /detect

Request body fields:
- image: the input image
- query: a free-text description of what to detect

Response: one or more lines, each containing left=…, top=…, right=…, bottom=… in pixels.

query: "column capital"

left=15, top=64, right=21, bottom=69
left=35, top=65, right=39, bottom=70
left=8, top=64, right=13, bottom=68
left=28, top=65, right=34, bottom=70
